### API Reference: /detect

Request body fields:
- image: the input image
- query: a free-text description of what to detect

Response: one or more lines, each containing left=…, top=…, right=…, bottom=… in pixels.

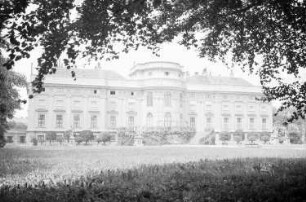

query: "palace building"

left=26, top=61, right=273, bottom=143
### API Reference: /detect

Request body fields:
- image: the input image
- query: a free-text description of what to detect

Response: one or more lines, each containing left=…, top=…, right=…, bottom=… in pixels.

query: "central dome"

left=129, top=61, right=184, bottom=79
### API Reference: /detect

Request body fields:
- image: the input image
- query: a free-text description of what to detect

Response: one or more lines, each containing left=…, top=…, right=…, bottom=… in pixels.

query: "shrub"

left=260, top=133, right=271, bottom=144
left=233, top=132, right=244, bottom=144
left=247, top=133, right=259, bottom=144
left=199, top=133, right=216, bottom=145
left=0, top=137, right=6, bottom=148
left=219, top=132, right=231, bottom=144
left=97, top=133, right=113, bottom=145
left=64, top=130, right=72, bottom=142
left=288, top=132, right=302, bottom=144
left=117, top=128, right=135, bottom=146
left=46, top=131, right=56, bottom=144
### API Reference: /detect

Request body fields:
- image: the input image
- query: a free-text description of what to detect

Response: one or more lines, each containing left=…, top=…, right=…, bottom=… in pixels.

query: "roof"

left=48, top=68, right=126, bottom=80
left=186, top=75, right=254, bottom=87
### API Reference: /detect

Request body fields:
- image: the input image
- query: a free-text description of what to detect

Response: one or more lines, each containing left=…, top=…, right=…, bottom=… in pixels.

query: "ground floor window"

left=164, top=112, right=171, bottom=128
left=19, top=136, right=26, bottom=143
left=128, top=116, right=134, bottom=129
left=190, top=117, right=196, bottom=129
left=110, top=115, right=116, bottom=128
left=6, top=136, right=13, bottom=143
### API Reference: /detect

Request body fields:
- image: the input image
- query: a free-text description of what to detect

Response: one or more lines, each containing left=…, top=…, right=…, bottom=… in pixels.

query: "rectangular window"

left=147, top=92, right=153, bottom=107
left=206, top=117, right=212, bottom=129
left=38, top=114, right=45, bottom=128
left=110, top=91, right=116, bottom=95
left=19, top=136, right=26, bottom=143
left=56, top=114, right=63, bottom=128
left=90, top=115, right=97, bottom=129
left=249, top=117, right=255, bottom=130
left=190, top=117, right=196, bottom=129
left=128, top=116, right=134, bottom=128
left=222, top=104, right=229, bottom=111
left=206, top=104, right=212, bottom=111
left=73, top=114, right=81, bottom=129
left=223, top=117, right=229, bottom=131
left=236, top=117, right=242, bottom=130
left=262, top=118, right=267, bottom=131
left=164, top=92, right=171, bottom=107
left=110, top=116, right=116, bottom=128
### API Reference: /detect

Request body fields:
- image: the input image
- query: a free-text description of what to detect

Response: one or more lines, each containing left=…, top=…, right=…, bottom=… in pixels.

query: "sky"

left=13, top=42, right=262, bottom=118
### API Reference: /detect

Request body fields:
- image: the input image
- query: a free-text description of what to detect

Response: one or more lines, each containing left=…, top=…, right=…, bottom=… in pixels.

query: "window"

left=110, top=91, right=116, bottom=95
left=222, top=104, right=229, bottom=111
left=128, top=116, right=134, bottom=128
left=248, top=105, right=255, bottom=112
left=206, top=104, right=212, bottom=111
left=90, top=115, right=98, bottom=129
left=249, top=117, right=255, bottom=130
left=110, top=115, right=116, bottom=128
left=146, top=113, right=153, bottom=128
left=180, top=114, right=183, bottom=127
left=73, top=114, right=81, bottom=129
left=147, top=92, right=153, bottom=107
left=206, top=117, right=212, bottom=129
left=56, top=114, right=63, bottom=128
left=6, top=136, right=13, bottom=143
left=262, top=118, right=267, bottom=131
left=235, top=104, right=242, bottom=112
left=19, top=136, right=26, bottom=143
left=165, top=72, right=169, bottom=76
left=94, top=89, right=97, bottom=94
left=38, top=114, right=45, bottom=128
left=236, top=117, right=242, bottom=130
left=164, top=92, right=171, bottom=106
left=164, top=112, right=171, bottom=128
left=73, top=100, right=81, bottom=106
left=190, top=117, right=196, bottom=129
left=131, top=92, right=134, bottom=96
left=180, top=93, right=183, bottom=107
left=148, top=72, right=152, bottom=76
left=223, top=117, right=229, bottom=131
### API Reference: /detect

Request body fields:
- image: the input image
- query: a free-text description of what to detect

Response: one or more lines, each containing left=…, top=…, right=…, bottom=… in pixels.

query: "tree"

left=0, top=57, right=27, bottom=147
left=1, top=0, right=306, bottom=121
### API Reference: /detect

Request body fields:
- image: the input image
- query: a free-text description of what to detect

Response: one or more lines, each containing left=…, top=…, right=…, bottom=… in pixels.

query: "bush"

left=219, top=132, right=231, bottom=144
left=288, top=132, right=302, bottom=144
left=247, top=133, right=259, bottom=144
left=199, top=133, right=216, bottom=145
left=97, top=133, right=113, bottom=145
left=260, top=133, right=271, bottom=144
left=117, top=128, right=135, bottom=146
left=46, top=131, right=56, bottom=144
left=75, top=130, right=95, bottom=145
left=233, top=132, right=245, bottom=144
left=0, top=138, right=6, bottom=148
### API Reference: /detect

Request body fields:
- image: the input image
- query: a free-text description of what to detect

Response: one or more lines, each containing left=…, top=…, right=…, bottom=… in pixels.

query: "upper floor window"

left=190, top=117, right=196, bottom=129
left=146, top=113, right=153, bottom=128
left=110, top=91, right=116, bottom=95
left=165, top=72, right=169, bottom=76
left=147, top=92, right=153, bottom=107
left=90, top=115, right=97, bottom=129
left=223, top=117, right=229, bottom=131
left=262, top=118, right=267, bottom=131
left=56, top=114, right=63, bottom=128
left=222, top=104, right=230, bottom=111
left=94, top=89, right=97, bottom=94
left=164, top=112, right=172, bottom=128
left=128, top=116, right=135, bottom=129
left=180, top=93, right=183, bottom=108
left=38, top=114, right=45, bottom=128
left=164, top=92, right=171, bottom=106
left=110, top=115, right=116, bottom=128
left=206, top=117, right=212, bottom=129
left=73, top=114, right=81, bottom=129
left=206, top=104, right=212, bottom=111
left=235, top=104, right=242, bottom=112
left=249, top=117, right=255, bottom=130
left=236, top=117, right=242, bottom=130
left=131, top=92, right=134, bottom=96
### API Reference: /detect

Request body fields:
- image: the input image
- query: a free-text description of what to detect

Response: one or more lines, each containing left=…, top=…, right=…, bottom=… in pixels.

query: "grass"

left=1, top=145, right=306, bottom=201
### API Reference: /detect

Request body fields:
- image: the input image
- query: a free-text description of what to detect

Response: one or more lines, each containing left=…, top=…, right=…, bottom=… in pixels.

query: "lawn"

left=1, top=145, right=306, bottom=201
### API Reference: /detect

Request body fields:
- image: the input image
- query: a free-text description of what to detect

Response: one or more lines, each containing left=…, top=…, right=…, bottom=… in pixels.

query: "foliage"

left=64, top=130, right=72, bottom=142
left=260, top=133, right=271, bottom=144
left=1, top=149, right=306, bottom=202
left=75, top=130, right=94, bottom=145
left=199, top=130, right=216, bottom=145
left=117, top=128, right=135, bottom=146
left=247, top=133, right=259, bottom=144
left=233, top=131, right=245, bottom=144
left=219, top=132, right=231, bottom=143
left=96, top=133, right=113, bottom=145
left=2, top=0, right=306, bottom=121
left=0, top=57, right=27, bottom=147
left=288, top=132, right=302, bottom=144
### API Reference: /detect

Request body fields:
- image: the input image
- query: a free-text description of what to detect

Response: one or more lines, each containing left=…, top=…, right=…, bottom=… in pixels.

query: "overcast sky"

left=13, top=42, right=261, bottom=118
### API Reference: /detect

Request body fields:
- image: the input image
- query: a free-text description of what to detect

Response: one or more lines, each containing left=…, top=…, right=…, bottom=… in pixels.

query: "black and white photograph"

left=1, top=0, right=306, bottom=201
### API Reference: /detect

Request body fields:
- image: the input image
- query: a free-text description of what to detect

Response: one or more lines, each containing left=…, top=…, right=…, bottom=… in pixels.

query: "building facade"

left=26, top=61, right=273, bottom=143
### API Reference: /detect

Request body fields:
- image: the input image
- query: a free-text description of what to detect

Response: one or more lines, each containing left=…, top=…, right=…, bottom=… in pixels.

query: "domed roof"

left=130, top=61, right=183, bottom=75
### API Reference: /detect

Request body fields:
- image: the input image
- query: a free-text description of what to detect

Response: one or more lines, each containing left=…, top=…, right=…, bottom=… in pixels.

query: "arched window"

left=164, top=92, right=171, bottom=106
left=147, top=92, right=153, bottom=106
left=146, top=113, right=153, bottom=128
left=164, top=112, right=172, bottom=128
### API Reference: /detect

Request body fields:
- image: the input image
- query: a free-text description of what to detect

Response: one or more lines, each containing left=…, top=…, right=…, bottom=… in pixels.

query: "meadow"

left=1, top=145, right=306, bottom=201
